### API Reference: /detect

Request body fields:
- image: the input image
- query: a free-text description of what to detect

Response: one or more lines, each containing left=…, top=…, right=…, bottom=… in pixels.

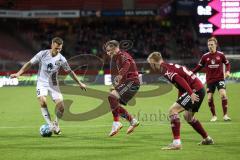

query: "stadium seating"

left=12, top=0, right=122, bottom=10
left=0, top=32, right=32, bottom=61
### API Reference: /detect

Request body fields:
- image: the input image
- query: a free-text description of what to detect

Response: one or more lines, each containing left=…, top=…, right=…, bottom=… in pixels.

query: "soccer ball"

left=40, top=124, right=53, bottom=137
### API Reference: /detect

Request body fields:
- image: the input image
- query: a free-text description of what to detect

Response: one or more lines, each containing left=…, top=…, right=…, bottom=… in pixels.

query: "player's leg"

left=218, top=88, right=231, bottom=121
left=52, top=99, right=64, bottom=134
left=108, top=81, right=140, bottom=136
left=49, top=86, right=64, bottom=134
left=37, top=86, right=52, bottom=126
left=108, top=89, right=123, bottom=136
left=207, top=83, right=217, bottom=121
left=208, top=93, right=217, bottom=121
left=184, top=111, right=213, bottom=145
left=162, top=102, right=184, bottom=150
left=117, top=82, right=140, bottom=134
left=38, top=96, right=52, bottom=125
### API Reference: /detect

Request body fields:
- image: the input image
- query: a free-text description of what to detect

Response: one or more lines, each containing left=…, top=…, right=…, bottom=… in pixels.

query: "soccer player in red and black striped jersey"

left=192, top=37, right=231, bottom=122
left=105, top=40, right=140, bottom=137
left=147, top=52, right=213, bottom=150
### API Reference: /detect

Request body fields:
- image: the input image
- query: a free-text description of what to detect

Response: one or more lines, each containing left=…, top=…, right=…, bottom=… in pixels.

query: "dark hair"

left=105, top=40, right=120, bottom=48
left=52, top=37, right=63, bottom=45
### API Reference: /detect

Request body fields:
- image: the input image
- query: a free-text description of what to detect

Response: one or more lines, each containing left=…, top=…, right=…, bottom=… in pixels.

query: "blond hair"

left=147, top=52, right=162, bottom=63
left=208, top=37, right=218, bottom=45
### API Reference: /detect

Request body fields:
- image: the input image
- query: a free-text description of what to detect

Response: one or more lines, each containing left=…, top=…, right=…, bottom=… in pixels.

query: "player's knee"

left=39, top=98, right=47, bottom=107
left=183, top=113, right=192, bottom=122
left=108, top=94, right=118, bottom=102
left=207, top=96, right=213, bottom=103
left=109, top=90, right=120, bottom=99
left=220, top=92, right=227, bottom=100
left=168, top=108, right=177, bottom=116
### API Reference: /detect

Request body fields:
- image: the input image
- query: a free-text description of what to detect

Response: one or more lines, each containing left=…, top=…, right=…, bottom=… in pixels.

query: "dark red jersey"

left=160, top=62, right=203, bottom=96
left=112, top=51, right=139, bottom=83
left=192, top=51, right=230, bottom=84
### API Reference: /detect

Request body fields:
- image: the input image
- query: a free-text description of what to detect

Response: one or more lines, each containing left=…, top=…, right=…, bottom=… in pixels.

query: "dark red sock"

left=118, top=106, right=133, bottom=122
left=188, top=118, right=208, bottom=139
left=108, top=96, right=120, bottom=121
left=208, top=99, right=216, bottom=116
left=170, top=114, right=181, bottom=139
left=222, top=98, right=228, bottom=115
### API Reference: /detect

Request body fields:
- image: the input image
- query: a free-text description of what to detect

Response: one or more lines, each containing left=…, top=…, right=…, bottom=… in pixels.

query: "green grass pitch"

left=0, top=84, right=240, bottom=160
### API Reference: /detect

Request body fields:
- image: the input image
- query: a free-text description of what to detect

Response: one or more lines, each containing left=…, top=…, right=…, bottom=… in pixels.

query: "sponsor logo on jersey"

left=55, top=59, right=63, bottom=66
left=47, top=63, right=53, bottom=72
left=211, top=59, right=215, bottom=64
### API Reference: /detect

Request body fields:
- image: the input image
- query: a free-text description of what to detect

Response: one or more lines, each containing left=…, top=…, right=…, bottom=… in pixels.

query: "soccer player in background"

left=147, top=52, right=214, bottom=150
left=192, top=37, right=231, bottom=122
left=10, top=37, right=86, bottom=134
left=105, top=40, right=140, bottom=137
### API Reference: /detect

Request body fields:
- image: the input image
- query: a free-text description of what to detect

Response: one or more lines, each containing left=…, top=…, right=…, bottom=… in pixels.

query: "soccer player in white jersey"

left=10, top=37, right=86, bottom=134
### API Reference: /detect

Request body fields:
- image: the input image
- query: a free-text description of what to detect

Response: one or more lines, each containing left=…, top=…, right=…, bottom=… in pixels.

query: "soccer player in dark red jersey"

left=105, top=40, right=140, bottom=137
left=192, top=37, right=231, bottom=122
left=147, top=52, right=214, bottom=150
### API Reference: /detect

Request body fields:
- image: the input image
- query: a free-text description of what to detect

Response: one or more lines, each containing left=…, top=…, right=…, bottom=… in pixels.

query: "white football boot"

left=127, top=118, right=139, bottom=134
left=210, top=116, right=217, bottom=122
left=109, top=121, right=123, bottom=137
left=53, top=121, right=61, bottom=135
left=223, top=115, right=231, bottom=121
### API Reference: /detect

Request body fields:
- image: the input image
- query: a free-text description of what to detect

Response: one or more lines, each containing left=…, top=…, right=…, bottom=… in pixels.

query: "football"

left=39, top=124, right=53, bottom=137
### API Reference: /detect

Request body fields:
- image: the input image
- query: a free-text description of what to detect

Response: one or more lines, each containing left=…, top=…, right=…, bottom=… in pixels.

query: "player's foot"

left=161, top=143, right=182, bottom=150
left=223, top=115, right=231, bottom=121
left=52, top=121, right=61, bottom=135
left=210, top=116, right=217, bottom=122
left=198, top=136, right=214, bottom=145
left=127, top=118, right=139, bottom=134
left=109, top=121, right=123, bottom=137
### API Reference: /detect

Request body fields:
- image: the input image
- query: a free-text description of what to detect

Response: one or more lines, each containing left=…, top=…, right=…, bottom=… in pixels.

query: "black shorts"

left=115, top=80, right=140, bottom=105
left=176, top=88, right=205, bottom=112
left=207, top=80, right=226, bottom=93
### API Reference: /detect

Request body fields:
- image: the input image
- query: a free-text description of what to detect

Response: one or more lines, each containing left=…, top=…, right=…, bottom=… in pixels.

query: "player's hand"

left=10, top=73, right=20, bottom=79
left=79, top=82, right=87, bottom=91
left=224, top=71, right=230, bottom=78
left=190, top=93, right=200, bottom=104
left=114, top=75, right=122, bottom=85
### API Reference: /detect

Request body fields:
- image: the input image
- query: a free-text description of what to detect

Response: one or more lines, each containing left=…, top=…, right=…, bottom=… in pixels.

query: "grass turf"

left=0, top=84, right=239, bottom=160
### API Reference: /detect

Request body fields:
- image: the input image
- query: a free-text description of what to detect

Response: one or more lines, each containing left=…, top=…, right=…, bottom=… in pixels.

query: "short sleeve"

left=61, top=56, right=71, bottom=72
left=221, top=53, right=229, bottom=64
left=30, top=51, right=43, bottom=65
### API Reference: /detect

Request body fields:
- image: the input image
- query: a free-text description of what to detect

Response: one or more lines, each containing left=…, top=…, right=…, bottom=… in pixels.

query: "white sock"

left=173, top=139, right=181, bottom=145
left=113, top=121, right=120, bottom=125
left=41, top=107, right=51, bottom=125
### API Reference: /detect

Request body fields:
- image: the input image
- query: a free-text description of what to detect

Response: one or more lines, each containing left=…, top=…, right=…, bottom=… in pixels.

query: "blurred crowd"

left=0, top=17, right=201, bottom=61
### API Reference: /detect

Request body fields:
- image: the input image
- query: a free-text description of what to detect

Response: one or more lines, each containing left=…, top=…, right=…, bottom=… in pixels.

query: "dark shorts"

left=176, top=88, right=205, bottom=112
left=115, top=80, right=140, bottom=105
left=207, top=80, right=226, bottom=93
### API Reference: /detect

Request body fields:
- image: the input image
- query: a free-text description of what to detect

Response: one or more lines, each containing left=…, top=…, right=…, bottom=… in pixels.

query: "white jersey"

left=30, top=49, right=71, bottom=86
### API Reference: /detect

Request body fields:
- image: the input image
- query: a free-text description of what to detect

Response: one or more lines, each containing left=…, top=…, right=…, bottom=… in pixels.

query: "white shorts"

left=36, top=83, right=63, bottom=101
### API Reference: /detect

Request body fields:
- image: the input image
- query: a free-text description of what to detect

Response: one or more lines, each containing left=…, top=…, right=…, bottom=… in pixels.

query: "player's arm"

left=192, top=56, right=205, bottom=73
left=222, top=54, right=231, bottom=78
left=61, top=58, right=86, bottom=91
left=10, top=61, right=32, bottom=78
left=68, top=70, right=86, bottom=91
left=11, top=51, right=43, bottom=78
left=173, top=74, right=200, bottom=103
